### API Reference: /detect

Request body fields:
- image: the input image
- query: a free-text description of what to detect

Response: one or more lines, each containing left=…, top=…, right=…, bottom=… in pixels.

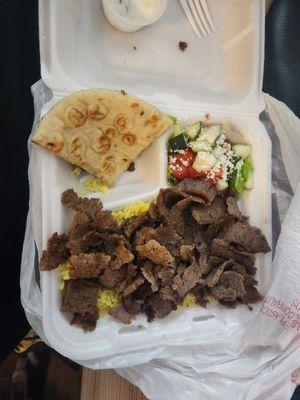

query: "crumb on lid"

left=179, top=41, right=188, bottom=51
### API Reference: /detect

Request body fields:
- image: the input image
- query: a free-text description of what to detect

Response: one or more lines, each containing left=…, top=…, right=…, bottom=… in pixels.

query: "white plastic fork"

left=178, top=0, right=215, bottom=38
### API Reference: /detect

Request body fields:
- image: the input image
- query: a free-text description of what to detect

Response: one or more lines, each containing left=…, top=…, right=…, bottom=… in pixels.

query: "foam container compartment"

left=37, top=0, right=272, bottom=361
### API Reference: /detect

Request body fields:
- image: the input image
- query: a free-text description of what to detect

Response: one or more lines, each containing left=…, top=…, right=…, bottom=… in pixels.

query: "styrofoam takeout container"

left=36, top=0, right=271, bottom=363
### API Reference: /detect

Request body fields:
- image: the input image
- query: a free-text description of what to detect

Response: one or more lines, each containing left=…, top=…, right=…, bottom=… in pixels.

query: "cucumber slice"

left=229, top=171, right=245, bottom=194
left=189, top=140, right=211, bottom=153
left=193, top=151, right=216, bottom=172
left=168, top=133, right=187, bottom=152
left=199, top=125, right=221, bottom=145
left=173, top=122, right=183, bottom=137
left=232, top=144, right=251, bottom=159
left=216, top=179, right=228, bottom=191
left=244, top=173, right=254, bottom=189
left=185, top=122, right=202, bottom=140
left=241, top=157, right=254, bottom=181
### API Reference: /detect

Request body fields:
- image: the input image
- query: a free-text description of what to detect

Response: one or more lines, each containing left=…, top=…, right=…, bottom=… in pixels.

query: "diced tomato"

left=169, top=148, right=196, bottom=181
left=206, top=168, right=223, bottom=186
left=170, top=163, right=189, bottom=181
left=169, top=148, right=223, bottom=185
left=186, top=166, right=206, bottom=179
left=175, top=148, right=196, bottom=165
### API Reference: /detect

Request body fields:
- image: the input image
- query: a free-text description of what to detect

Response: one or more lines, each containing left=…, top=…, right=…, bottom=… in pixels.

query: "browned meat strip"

left=127, top=262, right=138, bottom=278
left=136, top=239, right=174, bottom=267
left=241, top=285, right=262, bottom=304
left=99, top=265, right=127, bottom=289
left=144, top=293, right=177, bottom=322
left=112, top=262, right=139, bottom=293
left=231, top=264, right=257, bottom=287
left=61, top=279, right=99, bottom=314
left=159, top=286, right=181, bottom=305
left=132, top=282, right=153, bottom=301
left=123, top=276, right=145, bottom=297
left=154, top=225, right=182, bottom=256
left=147, top=202, right=160, bottom=220
left=43, top=178, right=271, bottom=329
left=40, top=233, right=69, bottom=271
left=198, top=254, right=223, bottom=276
left=110, top=239, right=134, bottom=271
left=210, top=239, right=255, bottom=268
left=211, top=271, right=246, bottom=302
left=124, top=296, right=144, bottom=315
left=173, top=259, right=201, bottom=297
left=178, top=178, right=217, bottom=204
left=134, top=226, right=156, bottom=246
left=156, top=188, right=184, bottom=220
left=156, top=267, right=175, bottom=286
left=180, top=244, right=195, bottom=261
left=226, top=197, right=246, bottom=221
left=69, top=253, right=110, bottom=279
left=61, top=279, right=99, bottom=331
left=191, top=197, right=227, bottom=225
left=192, top=285, right=209, bottom=307
left=91, top=210, right=119, bottom=233
left=221, top=271, right=246, bottom=298
left=141, top=261, right=159, bottom=292
left=62, top=189, right=103, bottom=218
left=67, top=231, right=102, bottom=255
left=109, top=304, right=134, bottom=324
left=220, top=222, right=270, bottom=253
left=102, top=233, right=121, bottom=255
left=69, top=212, right=90, bottom=239
left=122, top=213, right=149, bottom=238
left=211, top=286, right=237, bottom=302
left=204, top=260, right=234, bottom=288
left=71, top=311, right=99, bottom=332
left=169, top=198, right=193, bottom=233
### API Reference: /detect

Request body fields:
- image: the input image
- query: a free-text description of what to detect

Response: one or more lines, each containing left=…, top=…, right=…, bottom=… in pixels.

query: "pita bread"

left=32, top=89, right=172, bottom=187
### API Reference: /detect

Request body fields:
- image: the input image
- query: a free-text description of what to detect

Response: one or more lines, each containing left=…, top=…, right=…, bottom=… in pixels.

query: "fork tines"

left=179, top=0, right=215, bottom=38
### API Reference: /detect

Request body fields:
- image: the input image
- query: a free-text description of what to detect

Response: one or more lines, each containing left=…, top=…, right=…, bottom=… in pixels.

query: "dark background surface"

left=0, top=0, right=40, bottom=361
left=0, top=0, right=299, bottom=397
left=263, top=0, right=300, bottom=117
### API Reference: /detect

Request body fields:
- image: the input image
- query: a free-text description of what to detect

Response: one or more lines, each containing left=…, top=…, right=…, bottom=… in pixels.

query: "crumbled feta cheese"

left=216, top=132, right=226, bottom=146
left=193, top=151, right=216, bottom=172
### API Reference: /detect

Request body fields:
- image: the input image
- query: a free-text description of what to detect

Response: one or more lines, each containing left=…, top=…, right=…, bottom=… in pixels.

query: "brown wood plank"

left=43, top=353, right=81, bottom=400
left=81, top=369, right=147, bottom=400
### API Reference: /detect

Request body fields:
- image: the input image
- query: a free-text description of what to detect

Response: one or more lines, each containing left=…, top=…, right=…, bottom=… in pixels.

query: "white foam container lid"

left=37, top=0, right=272, bottom=361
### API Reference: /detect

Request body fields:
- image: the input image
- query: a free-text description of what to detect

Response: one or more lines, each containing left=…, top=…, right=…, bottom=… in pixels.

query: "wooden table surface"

left=80, top=2, right=273, bottom=399
left=81, top=369, right=147, bottom=400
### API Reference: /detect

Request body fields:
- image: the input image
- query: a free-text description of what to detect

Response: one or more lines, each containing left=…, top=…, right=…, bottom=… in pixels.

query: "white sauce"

left=111, top=0, right=160, bottom=22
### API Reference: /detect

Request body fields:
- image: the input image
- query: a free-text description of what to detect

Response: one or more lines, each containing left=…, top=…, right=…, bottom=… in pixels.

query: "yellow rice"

left=58, top=261, right=71, bottom=290
left=112, top=201, right=151, bottom=225
left=97, top=290, right=120, bottom=317
left=79, top=178, right=109, bottom=196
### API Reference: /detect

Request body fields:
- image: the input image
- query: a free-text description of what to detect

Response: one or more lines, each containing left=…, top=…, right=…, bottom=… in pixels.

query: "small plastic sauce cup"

left=102, top=0, right=168, bottom=33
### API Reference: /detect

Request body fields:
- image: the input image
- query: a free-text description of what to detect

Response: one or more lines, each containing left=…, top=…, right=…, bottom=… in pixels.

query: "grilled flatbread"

left=32, top=89, right=172, bottom=187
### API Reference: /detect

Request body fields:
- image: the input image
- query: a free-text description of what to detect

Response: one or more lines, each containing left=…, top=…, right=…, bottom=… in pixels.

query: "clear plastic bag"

left=20, top=82, right=300, bottom=399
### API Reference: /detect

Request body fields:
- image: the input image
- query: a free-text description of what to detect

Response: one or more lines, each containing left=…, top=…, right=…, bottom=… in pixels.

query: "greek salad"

left=167, top=119, right=254, bottom=195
